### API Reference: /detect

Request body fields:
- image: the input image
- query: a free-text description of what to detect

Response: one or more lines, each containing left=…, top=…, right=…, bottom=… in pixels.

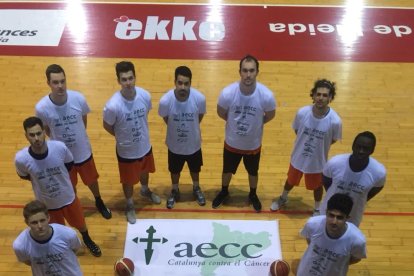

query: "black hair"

left=353, top=131, right=376, bottom=150
left=45, top=64, right=65, bottom=82
left=327, top=193, right=353, bottom=216
left=23, top=116, right=44, bottom=131
left=239, top=54, right=259, bottom=72
left=175, top=66, right=192, bottom=82
left=116, top=61, right=136, bottom=80
left=310, top=79, right=336, bottom=100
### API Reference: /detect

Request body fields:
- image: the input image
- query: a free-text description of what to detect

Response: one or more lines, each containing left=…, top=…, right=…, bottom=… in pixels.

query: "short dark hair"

left=327, top=193, right=353, bottom=216
left=239, top=54, right=259, bottom=72
left=310, top=79, right=336, bottom=101
left=46, top=64, right=65, bottom=82
left=353, top=131, right=376, bottom=150
left=175, top=66, right=192, bottom=81
left=23, top=200, right=48, bottom=222
left=116, top=61, right=135, bottom=80
left=23, top=116, right=44, bottom=131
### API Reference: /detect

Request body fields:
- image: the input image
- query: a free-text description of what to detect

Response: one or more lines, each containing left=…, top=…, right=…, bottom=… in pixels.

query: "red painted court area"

left=0, top=2, right=414, bottom=62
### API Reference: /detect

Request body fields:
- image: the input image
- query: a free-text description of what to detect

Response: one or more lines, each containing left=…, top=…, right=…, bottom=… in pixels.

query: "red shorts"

left=69, top=156, right=99, bottom=186
left=118, top=153, right=155, bottom=185
left=48, top=196, right=86, bottom=231
left=287, top=164, right=322, bottom=190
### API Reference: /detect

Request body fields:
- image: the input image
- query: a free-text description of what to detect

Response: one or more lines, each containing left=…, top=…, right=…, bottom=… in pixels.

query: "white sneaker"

left=270, top=196, right=288, bottom=211
left=140, top=189, right=161, bottom=204
left=312, top=209, right=321, bottom=216
left=125, top=204, right=136, bottom=224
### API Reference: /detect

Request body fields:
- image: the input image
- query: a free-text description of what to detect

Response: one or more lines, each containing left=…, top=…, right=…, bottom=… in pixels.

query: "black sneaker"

left=166, top=189, right=180, bottom=209
left=212, top=190, right=229, bottom=209
left=95, top=198, right=112, bottom=219
left=84, top=239, right=102, bottom=257
left=249, top=193, right=262, bottom=212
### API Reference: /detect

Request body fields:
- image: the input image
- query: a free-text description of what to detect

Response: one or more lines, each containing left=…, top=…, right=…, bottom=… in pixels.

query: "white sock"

left=314, top=201, right=321, bottom=210
left=193, top=181, right=200, bottom=190
left=126, top=197, right=134, bottom=206
left=141, top=185, right=149, bottom=193
left=281, top=189, right=289, bottom=199
left=172, top=184, right=179, bottom=191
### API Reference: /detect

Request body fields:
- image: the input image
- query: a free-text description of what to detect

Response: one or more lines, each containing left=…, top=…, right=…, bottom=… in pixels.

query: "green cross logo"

left=132, top=225, right=168, bottom=264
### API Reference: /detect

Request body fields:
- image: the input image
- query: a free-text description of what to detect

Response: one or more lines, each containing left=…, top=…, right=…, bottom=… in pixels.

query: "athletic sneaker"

left=312, top=209, right=321, bottom=216
left=193, top=187, right=206, bottom=206
left=270, top=196, right=288, bottom=211
left=84, top=239, right=102, bottom=257
left=125, top=203, right=136, bottom=224
left=249, top=193, right=262, bottom=212
left=95, top=198, right=112, bottom=219
left=212, top=190, right=229, bottom=209
left=166, top=189, right=180, bottom=209
left=140, top=189, right=161, bottom=204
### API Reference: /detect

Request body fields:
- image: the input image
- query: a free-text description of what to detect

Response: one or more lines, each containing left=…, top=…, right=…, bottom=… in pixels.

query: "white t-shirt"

left=320, top=154, right=387, bottom=226
left=290, top=105, right=342, bottom=173
left=158, top=88, right=206, bottom=155
left=14, top=141, right=75, bottom=210
left=13, top=223, right=82, bottom=276
left=217, top=82, right=276, bottom=150
left=35, top=90, right=92, bottom=163
left=297, top=216, right=366, bottom=276
left=103, top=87, right=152, bottom=159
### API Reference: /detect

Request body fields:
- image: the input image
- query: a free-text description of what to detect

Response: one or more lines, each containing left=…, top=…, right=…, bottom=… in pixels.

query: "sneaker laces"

left=84, top=239, right=101, bottom=257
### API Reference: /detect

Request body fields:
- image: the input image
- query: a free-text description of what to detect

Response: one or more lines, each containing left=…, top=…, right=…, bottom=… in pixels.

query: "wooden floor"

left=1, top=0, right=414, bottom=275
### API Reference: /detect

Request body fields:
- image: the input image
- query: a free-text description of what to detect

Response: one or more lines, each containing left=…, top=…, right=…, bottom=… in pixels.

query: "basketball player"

left=212, top=54, right=276, bottom=212
left=13, top=200, right=83, bottom=275
left=103, top=61, right=160, bottom=224
left=158, top=66, right=206, bottom=209
left=319, top=131, right=386, bottom=226
left=271, top=79, right=342, bottom=215
left=297, top=193, right=366, bottom=276
left=35, top=64, right=111, bottom=219
left=14, top=116, right=101, bottom=257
